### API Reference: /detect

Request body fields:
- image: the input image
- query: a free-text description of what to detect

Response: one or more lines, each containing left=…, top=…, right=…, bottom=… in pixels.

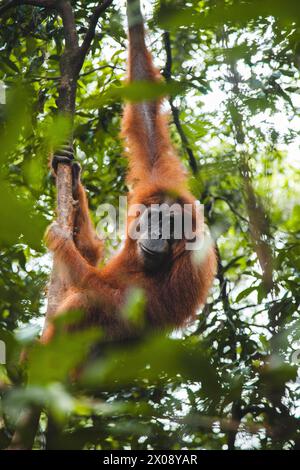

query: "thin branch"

left=162, top=31, right=172, bottom=81
left=170, top=102, right=198, bottom=174
left=213, top=195, right=249, bottom=223
left=223, top=254, right=245, bottom=272
left=241, top=320, right=273, bottom=333
left=227, top=400, right=242, bottom=450
left=77, top=0, right=114, bottom=69
left=162, top=31, right=198, bottom=174
left=26, top=65, right=118, bottom=83
left=80, top=63, right=119, bottom=76
left=8, top=408, right=42, bottom=449
left=57, top=0, right=78, bottom=51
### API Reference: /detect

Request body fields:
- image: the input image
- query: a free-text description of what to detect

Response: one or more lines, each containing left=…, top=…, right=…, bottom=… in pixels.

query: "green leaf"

left=84, top=80, right=186, bottom=108
left=27, top=323, right=101, bottom=385
left=0, top=56, right=20, bottom=74
left=0, top=181, right=47, bottom=251
left=235, top=285, right=257, bottom=303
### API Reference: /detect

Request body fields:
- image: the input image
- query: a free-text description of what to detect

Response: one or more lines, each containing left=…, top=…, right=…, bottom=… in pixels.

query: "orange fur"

left=43, top=8, right=216, bottom=344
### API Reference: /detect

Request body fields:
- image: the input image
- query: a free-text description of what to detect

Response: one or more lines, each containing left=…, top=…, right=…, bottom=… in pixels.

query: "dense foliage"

left=0, top=0, right=300, bottom=450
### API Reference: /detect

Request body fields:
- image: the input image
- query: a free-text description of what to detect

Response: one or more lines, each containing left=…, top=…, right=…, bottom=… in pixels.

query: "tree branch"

left=7, top=0, right=114, bottom=451
left=26, top=64, right=118, bottom=83
left=46, top=3, right=79, bottom=322
left=77, top=0, right=113, bottom=68
left=162, top=31, right=172, bottom=81
left=213, top=195, right=249, bottom=223
left=162, top=31, right=198, bottom=175
left=9, top=0, right=79, bottom=451
left=57, top=0, right=78, bottom=51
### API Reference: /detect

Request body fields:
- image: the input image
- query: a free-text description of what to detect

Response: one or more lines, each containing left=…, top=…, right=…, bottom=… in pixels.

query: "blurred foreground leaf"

left=82, top=335, right=221, bottom=400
